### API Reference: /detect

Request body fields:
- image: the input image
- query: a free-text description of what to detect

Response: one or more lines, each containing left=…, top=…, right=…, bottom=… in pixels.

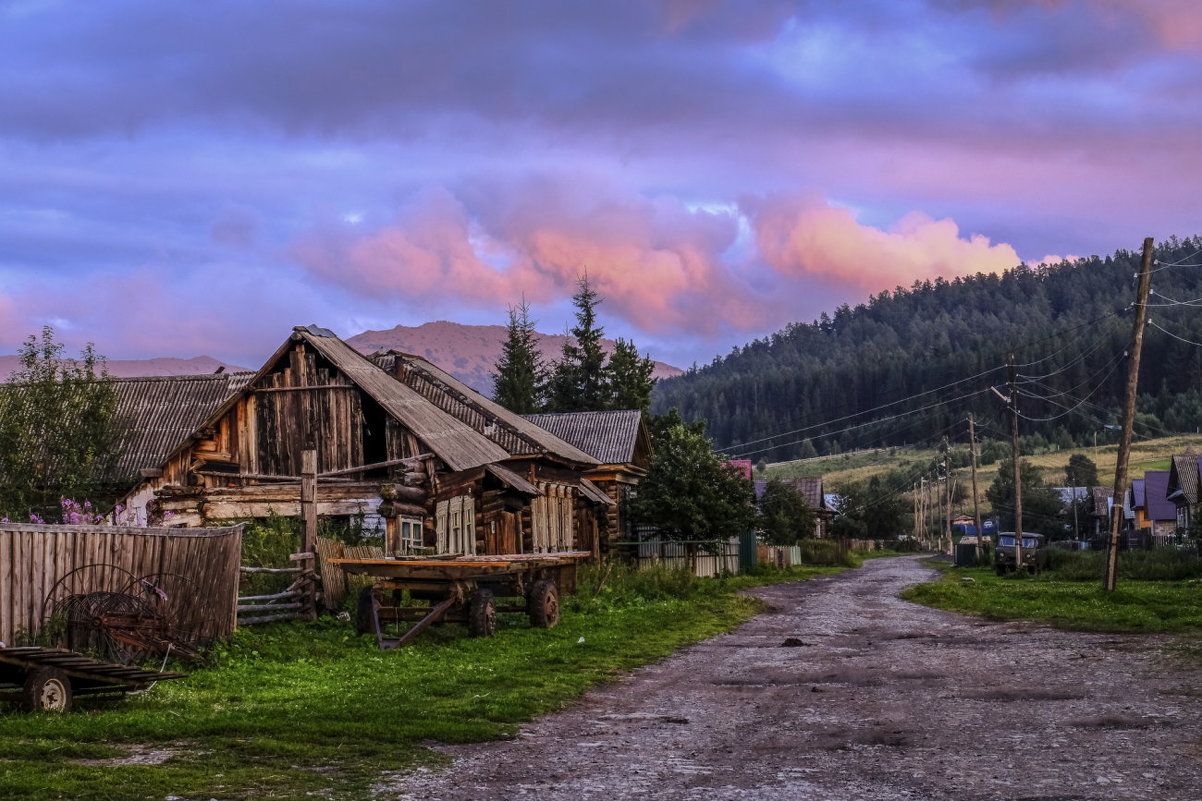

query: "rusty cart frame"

left=329, top=552, right=589, bottom=649
left=0, top=646, right=184, bottom=712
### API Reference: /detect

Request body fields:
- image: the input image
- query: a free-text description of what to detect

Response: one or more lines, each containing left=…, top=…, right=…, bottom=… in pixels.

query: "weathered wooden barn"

left=523, top=410, right=651, bottom=544
left=119, top=326, right=612, bottom=557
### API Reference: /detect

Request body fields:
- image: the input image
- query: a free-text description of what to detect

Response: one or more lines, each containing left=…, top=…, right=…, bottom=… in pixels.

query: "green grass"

left=0, top=562, right=844, bottom=801
left=902, top=560, right=1202, bottom=633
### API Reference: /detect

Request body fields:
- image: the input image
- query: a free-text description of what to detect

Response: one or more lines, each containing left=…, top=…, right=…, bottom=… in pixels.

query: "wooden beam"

left=301, top=449, right=318, bottom=622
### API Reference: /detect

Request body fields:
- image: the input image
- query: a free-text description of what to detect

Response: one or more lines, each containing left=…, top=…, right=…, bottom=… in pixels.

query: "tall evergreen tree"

left=546, top=274, right=609, bottom=412
left=491, top=299, right=545, bottom=413
left=606, top=338, right=656, bottom=411
left=1064, top=453, right=1100, bottom=488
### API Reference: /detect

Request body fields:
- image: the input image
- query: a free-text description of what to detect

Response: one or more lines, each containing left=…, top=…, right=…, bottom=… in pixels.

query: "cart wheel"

left=468, top=589, right=497, bottom=638
left=527, top=580, right=560, bottom=629
left=355, top=586, right=380, bottom=636
left=23, top=667, right=72, bottom=712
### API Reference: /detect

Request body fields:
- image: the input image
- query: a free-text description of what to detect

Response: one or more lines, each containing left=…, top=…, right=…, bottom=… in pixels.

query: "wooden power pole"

left=1104, top=237, right=1156, bottom=592
left=969, top=414, right=984, bottom=562
left=1008, top=354, right=1023, bottom=568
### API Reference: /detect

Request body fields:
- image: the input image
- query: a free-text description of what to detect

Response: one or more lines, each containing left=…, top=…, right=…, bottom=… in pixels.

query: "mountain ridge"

left=1, top=322, right=683, bottom=397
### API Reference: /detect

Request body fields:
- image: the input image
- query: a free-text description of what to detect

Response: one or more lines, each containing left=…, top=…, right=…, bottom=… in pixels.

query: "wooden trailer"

left=0, top=646, right=184, bottom=712
left=329, top=552, right=588, bottom=649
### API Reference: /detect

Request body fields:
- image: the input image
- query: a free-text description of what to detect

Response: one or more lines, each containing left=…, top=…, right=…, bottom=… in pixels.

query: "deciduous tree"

left=631, top=417, right=756, bottom=542
left=0, top=327, right=125, bottom=519
left=758, top=479, right=817, bottom=545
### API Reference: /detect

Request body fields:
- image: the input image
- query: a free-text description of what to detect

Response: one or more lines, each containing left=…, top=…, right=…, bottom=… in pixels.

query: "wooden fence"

left=314, top=536, right=383, bottom=611
left=627, top=538, right=741, bottom=577
left=0, top=522, right=243, bottom=647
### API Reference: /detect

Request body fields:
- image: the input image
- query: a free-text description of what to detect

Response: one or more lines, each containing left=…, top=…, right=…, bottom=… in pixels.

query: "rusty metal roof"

left=372, top=351, right=597, bottom=467
left=111, top=373, right=252, bottom=477
left=523, top=410, right=645, bottom=466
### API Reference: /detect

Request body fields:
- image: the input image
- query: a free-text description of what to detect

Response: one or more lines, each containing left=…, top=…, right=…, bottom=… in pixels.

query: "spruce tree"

left=606, top=338, right=656, bottom=411
left=491, top=299, right=545, bottom=414
left=546, top=274, right=609, bottom=412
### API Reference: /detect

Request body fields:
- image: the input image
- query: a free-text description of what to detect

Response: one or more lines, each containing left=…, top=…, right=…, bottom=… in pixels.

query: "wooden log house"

left=522, top=410, right=652, bottom=545
left=119, top=326, right=613, bottom=557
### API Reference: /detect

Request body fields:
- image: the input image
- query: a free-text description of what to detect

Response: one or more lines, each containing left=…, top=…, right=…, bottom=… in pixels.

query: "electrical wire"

left=1149, top=320, right=1202, bottom=349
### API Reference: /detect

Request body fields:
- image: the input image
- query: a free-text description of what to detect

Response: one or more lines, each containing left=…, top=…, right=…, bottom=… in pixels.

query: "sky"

left=2, top=0, right=1201, bottom=370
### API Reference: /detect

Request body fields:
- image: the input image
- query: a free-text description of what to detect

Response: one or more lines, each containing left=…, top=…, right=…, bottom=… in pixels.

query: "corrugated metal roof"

left=523, top=410, right=643, bottom=465
left=111, top=373, right=252, bottom=477
left=753, top=477, right=824, bottom=509
left=1129, top=478, right=1146, bottom=509
left=373, top=351, right=597, bottom=466
left=1169, top=454, right=1200, bottom=505
left=297, top=330, right=511, bottom=473
left=1144, top=470, right=1177, bottom=522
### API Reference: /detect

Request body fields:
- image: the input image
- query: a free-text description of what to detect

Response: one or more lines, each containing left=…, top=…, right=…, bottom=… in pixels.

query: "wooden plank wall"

left=0, top=523, right=242, bottom=647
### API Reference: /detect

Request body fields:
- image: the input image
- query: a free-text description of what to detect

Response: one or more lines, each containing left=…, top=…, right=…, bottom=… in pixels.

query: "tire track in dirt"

left=378, top=556, right=1202, bottom=800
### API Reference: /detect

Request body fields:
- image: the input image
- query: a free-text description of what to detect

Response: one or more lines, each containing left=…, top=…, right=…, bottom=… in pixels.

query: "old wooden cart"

left=328, top=552, right=589, bottom=649
left=0, top=646, right=184, bottom=712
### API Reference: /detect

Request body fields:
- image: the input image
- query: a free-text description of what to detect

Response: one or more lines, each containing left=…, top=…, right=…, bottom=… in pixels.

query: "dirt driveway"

left=379, top=556, right=1202, bottom=800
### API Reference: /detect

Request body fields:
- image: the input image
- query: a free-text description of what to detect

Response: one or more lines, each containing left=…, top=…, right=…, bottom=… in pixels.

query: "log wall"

left=0, top=522, right=242, bottom=647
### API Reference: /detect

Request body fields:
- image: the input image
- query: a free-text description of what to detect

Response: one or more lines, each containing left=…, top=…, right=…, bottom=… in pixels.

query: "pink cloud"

left=292, top=189, right=518, bottom=306
left=747, top=195, right=1021, bottom=291
left=294, top=178, right=765, bottom=336
left=980, top=0, right=1202, bottom=48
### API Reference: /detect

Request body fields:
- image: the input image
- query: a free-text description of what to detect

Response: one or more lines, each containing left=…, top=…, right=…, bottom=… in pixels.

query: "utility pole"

left=919, top=476, right=928, bottom=550
left=942, top=437, right=954, bottom=555
left=1009, top=353, right=1023, bottom=569
left=969, top=414, right=984, bottom=563
left=1104, top=237, right=1155, bottom=592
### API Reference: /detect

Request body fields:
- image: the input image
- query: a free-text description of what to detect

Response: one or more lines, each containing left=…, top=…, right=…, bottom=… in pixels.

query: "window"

left=435, top=495, right=476, bottom=555
left=385, top=516, right=424, bottom=557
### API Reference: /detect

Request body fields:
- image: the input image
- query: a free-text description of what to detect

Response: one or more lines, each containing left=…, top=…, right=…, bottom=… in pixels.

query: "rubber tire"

left=527, top=580, right=560, bottom=629
left=355, top=586, right=380, bottom=635
left=468, top=589, right=497, bottom=638
left=994, top=563, right=1005, bottom=576
left=23, top=667, right=71, bottom=712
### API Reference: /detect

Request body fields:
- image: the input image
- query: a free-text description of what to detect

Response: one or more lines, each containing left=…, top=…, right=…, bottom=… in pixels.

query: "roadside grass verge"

left=902, top=561, right=1202, bottom=633
left=0, top=562, right=844, bottom=801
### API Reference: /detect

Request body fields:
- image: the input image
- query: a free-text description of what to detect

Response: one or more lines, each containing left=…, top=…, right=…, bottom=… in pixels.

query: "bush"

left=1042, top=547, right=1202, bottom=582
left=568, top=562, right=732, bottom=613
left=799, top=539, right=858, bottom=567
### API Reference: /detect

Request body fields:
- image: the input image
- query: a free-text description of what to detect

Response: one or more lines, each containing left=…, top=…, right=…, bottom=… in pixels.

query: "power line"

left=1148, top=319, right=1202, bottom=348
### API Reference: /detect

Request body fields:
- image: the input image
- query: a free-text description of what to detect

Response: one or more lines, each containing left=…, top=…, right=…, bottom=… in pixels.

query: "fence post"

left=300, top=449, right=319, bottom=621
left=738, top=531, right=758, bottom=574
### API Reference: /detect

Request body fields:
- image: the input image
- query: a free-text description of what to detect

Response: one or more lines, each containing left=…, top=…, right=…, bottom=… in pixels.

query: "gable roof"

left=296, top=329, right=517, bottom=472
left=523, top=410, right=646, bottom=466
left=1144, top=470, right=1177, bottom=522
left=112, top=372, right=252, bottom=477
left=753, top=477, right=825, bottom=509
left=372, top=350, right=596, bottom=467
left=1167, top=454, right=1202, bottom=505
left=1129, top=478, right=1146, bottom=510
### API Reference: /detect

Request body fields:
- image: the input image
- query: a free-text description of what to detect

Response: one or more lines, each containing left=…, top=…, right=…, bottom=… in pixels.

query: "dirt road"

left=380, top=556, right=1202, bottom=800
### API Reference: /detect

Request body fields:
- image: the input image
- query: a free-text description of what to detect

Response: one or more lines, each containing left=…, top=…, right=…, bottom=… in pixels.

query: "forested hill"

left=652, top=237, right=1202, bottom=461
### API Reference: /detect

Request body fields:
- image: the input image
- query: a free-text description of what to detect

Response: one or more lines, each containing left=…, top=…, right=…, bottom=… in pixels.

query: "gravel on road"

left=379, top=555, right=1202, bottom=800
